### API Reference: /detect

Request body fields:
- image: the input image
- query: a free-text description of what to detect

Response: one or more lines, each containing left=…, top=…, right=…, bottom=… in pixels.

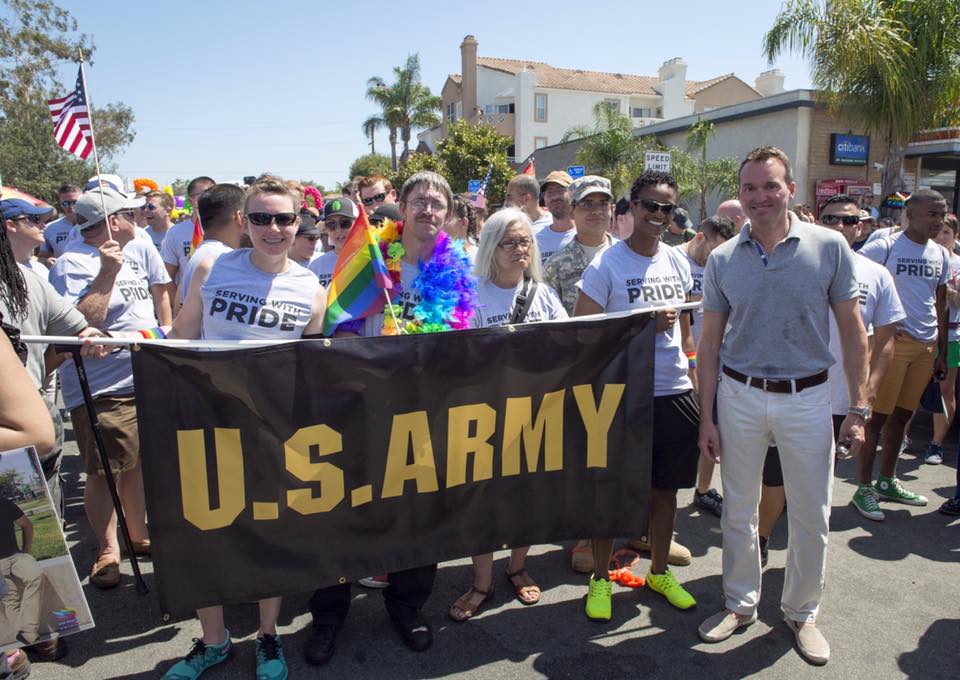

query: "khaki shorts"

left=71, top=396, right=140, bottom=475
left=873, top=335, right=936, bottom=415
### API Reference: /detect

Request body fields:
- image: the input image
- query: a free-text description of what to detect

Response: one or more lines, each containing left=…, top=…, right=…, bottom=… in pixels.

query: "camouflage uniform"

left=543, top=233, right=618, bottom=315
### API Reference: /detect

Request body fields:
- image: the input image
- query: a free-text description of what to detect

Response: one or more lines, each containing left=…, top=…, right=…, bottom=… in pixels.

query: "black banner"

left=133, top=313, right=655, bottom=615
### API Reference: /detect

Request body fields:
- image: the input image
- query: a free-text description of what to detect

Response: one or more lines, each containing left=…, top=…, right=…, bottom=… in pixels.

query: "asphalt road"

left=24, top=414, right=960, bottom=679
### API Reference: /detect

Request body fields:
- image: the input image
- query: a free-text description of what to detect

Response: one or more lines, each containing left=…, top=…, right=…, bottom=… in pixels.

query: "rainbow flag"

left=322, top=204, right=393, bottom=336
left=189, top=213, right=203, bottom=256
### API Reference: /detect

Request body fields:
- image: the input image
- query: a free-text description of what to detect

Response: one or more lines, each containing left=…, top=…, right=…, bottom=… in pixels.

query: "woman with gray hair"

left=449, top=208, right=566, bottom=622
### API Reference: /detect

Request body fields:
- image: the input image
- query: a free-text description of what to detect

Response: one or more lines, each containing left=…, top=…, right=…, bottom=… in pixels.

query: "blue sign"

left=567, top=165, right=585, bottom=179
left=467, top=179, right=481, bottom=193
left=830, top=134, right=869, bottom=166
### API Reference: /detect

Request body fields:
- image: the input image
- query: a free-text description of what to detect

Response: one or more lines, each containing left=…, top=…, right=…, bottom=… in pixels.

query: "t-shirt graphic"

left=472, top=280, right=568, bottom=328
left=536, top=227, right=576, bottom=264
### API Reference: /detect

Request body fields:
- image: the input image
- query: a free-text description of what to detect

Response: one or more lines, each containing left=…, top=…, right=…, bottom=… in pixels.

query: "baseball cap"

left=74, top=187, right=145, bottom=229
left=673, top=206, right=694, bottom=230
left=84, top=174, right=126, bottom=195
left=323, top=196, right=358, bottom=221
left=858, top=209, right=875, bottom=222
left=1, top=198, right=52, bottom=221
left=297, top=211, right=319, bottom=236
left=370, top=203, right=402, bottom=225
left=540, top=170, right=573, bottom=191
left=569, top=175, right=614, bottom=204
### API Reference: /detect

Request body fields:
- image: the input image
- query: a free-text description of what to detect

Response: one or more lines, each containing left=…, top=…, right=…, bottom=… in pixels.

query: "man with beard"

left=535, top=171, right=575, bottom=264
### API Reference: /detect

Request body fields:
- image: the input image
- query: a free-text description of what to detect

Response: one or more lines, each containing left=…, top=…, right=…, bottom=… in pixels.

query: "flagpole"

left=77, top=49, right=111, bottom=220
left=382, top=288, right=406, bottom=335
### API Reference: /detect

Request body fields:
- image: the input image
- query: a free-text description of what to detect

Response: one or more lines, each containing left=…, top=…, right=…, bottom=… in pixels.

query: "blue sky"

left=49, top=0, right=813, bottom=189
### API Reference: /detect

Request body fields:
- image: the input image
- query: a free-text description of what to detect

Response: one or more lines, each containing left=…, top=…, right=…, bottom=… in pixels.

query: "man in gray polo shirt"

left=696, top=147, right=868, bottom=666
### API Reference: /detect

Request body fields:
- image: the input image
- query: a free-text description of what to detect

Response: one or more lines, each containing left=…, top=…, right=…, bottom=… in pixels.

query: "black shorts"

left=652, top=389, right=701, bottom=490
left=762, top=414, right=847, bottom=488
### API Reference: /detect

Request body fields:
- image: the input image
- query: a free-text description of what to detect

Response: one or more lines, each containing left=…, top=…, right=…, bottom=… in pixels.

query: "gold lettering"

left=501, top=390, right=565, bottom=476
left=382, top=411, right=439, bottom=498
left=285, top=425, right=345, bottom=514
left=573, top=384, right=625, bottom=468
left=177, top=428, right=246, bottom=530
left=446, top=403, right=496, bottom=488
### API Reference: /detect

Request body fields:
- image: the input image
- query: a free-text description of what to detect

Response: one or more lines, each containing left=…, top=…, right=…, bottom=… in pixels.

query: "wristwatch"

left=848, top=405, right=872, bottom=421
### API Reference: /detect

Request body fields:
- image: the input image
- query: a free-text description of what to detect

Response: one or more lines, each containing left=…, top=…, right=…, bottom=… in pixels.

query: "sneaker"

left=850, top=484, right=885, bottom=521
left=939, top=497, right=960, bottom=516
left=255, top=634, right=287, bottom=680
left=899, top=437, right=912, bottom=454
left=698, top=609, right=757, bottom=643
left=759, top=536, right=769, bottom=569
left=693, top=488, right=723, bottom=517
left=924, top=444, right=944, bottom=465
left=163, top=634, right=232, bottom=680
left=584, top=576, right=612, bottom=621
left=646, top=569, right=696, bottom=610
left=358, top=574, right=389, bottom=589
left=875, top=476, right=928, bottom=506
left=785, top=618, right=830, bottom=665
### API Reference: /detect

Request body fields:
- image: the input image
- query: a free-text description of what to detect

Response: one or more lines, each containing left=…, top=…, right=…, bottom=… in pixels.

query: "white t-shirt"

left=536, top=226, right=576, bottom=264
left=864, top=226, right=896, bottom=245
left=22, top=258, right=50, bottom=281
left=42, top=217, right=77, bottom=257
left=179, top=239, right=233, bottom=304
left=144, top=225, right=168, bottom=251
left=308, top=250, right=339, bottom=289
left=160, top=219, right=197, bottom=284
left=828, top=254, right=906, bottom=414
left=531, top=213, right=553, bottom=233
left=859, top=232, right=949, bottom=341
left=579, top=240, right=693, bottom=396
left=362, top=261, right=421, bottom=337
left=674, top=245, right=705, bottom=347
left=472, top=279, right=568, bottom=328
left=948, top=253, right=960, bottom=342
left=49, top=238, right=171, bottom=410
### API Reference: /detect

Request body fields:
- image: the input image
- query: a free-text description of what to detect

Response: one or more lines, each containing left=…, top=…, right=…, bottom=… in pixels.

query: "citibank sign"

left=830, top=133, right=870, bottom=166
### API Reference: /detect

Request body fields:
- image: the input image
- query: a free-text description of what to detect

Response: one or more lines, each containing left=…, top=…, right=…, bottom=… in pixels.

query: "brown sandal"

left=449, top=585, right=494, bottom=622
left=90, top=556, right=120, bottom=589
left=505, top=567, right=541, bottom=605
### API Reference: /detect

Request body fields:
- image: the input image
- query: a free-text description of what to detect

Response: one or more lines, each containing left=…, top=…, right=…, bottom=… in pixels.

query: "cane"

left=57, top=345, right=149, bottom=595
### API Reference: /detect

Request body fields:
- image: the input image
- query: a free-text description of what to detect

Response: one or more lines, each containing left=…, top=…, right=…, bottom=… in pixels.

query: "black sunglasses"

left=820, top=214, right=861, bottom=227
left=633, top=198, right=677, bottom=215
left=11, top=214, right=43, bottom=224
left=326, top=218, right=353, bottom=230
left=247, top=212, right=298, bottom=227
left=142, top=204, right=158, bottom=211
left=361, top=192, right=387, bottom=206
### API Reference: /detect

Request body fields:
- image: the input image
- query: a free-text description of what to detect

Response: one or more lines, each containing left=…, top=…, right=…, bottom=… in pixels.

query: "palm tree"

left=361, top=116, right=379, bottom=155
left=365, top=79, right=402, bottom=170
left=672, top=119, right=739, bottom=221
left=764, top=0, right=960, bottom=196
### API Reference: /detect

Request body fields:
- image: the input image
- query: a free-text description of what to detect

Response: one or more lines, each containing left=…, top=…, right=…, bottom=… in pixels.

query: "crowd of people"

left=0, top=145, right=957, bottom=679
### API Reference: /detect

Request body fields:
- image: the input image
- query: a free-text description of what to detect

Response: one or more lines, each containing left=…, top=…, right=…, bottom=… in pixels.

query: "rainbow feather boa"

left=377, top=220, right=477, bottom=335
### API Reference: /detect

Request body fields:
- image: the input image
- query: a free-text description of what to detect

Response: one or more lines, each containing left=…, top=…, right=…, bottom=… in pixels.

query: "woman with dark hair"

left=444, top=194, right=479, bottom=261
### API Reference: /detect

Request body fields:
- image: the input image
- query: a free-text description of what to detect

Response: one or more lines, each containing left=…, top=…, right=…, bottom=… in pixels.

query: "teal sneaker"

left=163, top=633, right=231, bottom=680
left=255, top=634, right=288, bottom=680
left=875, top=475, right=928, bottom=506
left=646, top=568, right=696, bottom=610
left=584, top=576, right=612, bottom=621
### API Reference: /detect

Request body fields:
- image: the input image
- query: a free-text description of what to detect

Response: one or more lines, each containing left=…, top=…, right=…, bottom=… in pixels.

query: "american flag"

left=47, top=66, right=93, bottom=160
left=473, top=164, right=493, bottom=210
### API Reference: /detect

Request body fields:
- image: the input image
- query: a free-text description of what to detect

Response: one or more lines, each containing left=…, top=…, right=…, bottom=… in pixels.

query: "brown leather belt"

left=722, top=366, right=828, bottom=394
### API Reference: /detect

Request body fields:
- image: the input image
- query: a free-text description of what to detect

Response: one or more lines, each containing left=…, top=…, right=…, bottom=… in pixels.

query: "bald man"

left=715, top=200, right=746, bottom=230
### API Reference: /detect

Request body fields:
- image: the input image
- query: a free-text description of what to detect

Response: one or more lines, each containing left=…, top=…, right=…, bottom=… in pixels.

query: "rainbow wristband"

left=685, top=351, right=697, bottom=369
left=138, top=327, right=167, bottom=340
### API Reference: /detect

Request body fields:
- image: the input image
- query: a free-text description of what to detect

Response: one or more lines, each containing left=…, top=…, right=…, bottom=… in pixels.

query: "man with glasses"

left=357, top=175, right=397, bottom=213
left=289, top=211, right=322, bottom=267
left=309, top=197, right=358, bottom=288
left=160, top=176, right=216, bottom=287
left=49, top=186, right=172, bottom=591
left=142, top=191, right=175, bottom=251
left=37, top=183, right=82, bottom=265
left=536, top=171, right=576, bottom=264
left=504, top=173, right=552, bottom=232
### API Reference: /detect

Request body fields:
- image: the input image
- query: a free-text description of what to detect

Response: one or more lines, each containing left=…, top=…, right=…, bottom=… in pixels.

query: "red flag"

left=189, top=213, right=203, bottom=256
left=47, top=66, right=93, bottom=160
left=522, top=157, right=536, bottom=176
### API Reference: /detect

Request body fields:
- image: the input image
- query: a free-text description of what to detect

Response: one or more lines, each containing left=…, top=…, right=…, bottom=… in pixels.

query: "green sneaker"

left=163, top=633, right=232, bottom=680
left=851, top=484, right=885, bottom=521
left=646, top=569, right=696, bottom=610
left=255, top=634, right=287, bottom=680
left=874, top=476, right=928, bottom=506
left=585, top=576, right=612, bottom=621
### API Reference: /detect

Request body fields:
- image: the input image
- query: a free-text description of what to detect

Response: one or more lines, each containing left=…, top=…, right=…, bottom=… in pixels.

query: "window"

left=604, top=98, right=620, bottom=113
left=535, top=137, right=548, bottom=150
left=456, top=101, right=462, bottom=120
left=535, top=93, right=547, bottom=122
left=632, top=107, right=653, bottom=118
left=485, top=104, right=494, bottom=115
left=447, top=102, right=456, bottom=123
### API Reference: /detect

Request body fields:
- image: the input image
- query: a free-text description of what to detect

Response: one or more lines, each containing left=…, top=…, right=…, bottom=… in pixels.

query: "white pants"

left=717, top=376, right=834, bottom=623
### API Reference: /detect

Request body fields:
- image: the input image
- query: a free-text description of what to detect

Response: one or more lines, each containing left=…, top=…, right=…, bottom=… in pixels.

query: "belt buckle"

left=761, top=378, right=770, bottom=392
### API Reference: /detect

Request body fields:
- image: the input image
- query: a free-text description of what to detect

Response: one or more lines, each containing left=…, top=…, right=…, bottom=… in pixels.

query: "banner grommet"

left=323, top=339, right=332, bottom=347
left=338, top=577, right=346, bottom=584
left=507, top=325, right=516, bottom=333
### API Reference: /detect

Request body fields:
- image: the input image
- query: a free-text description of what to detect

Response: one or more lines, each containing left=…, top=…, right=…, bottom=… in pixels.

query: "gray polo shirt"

left=701, top=213, right=858, bottom=378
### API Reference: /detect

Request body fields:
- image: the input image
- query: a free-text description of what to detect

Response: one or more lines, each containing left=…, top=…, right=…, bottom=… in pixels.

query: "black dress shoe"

left=304, top=623, right=338, bottom=666
left=391, top=613, right=432, bottom=652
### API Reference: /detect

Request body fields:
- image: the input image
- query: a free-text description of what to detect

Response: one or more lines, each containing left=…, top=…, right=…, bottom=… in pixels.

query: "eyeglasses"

left=498, top=239, right=534, bottom=251
left=577, top=199, right=611, bottom=211
left=820, top=214, right=861, bottom=227
left=633, top=198, right=676, bottom=215
left=326, top=218, right=353, bottom=231
left=143, top=204, right=158, bottom=212
left=114, top=210, right=136, bottom=220
left=61, top=199, right=78, bottom=208
left=361, top=192, right=387, bottom=206
left=247, top=212, right=298, bottom=227
left=408, top=198, right=448, bottom=213
left=11, top=214, right=43, bottom=225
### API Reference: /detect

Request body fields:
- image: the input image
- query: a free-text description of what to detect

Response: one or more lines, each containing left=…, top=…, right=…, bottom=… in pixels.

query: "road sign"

left=467, top=179, right=481, bottom=193
left=644, top=151, right=671, bottom=173
left=567, top=165, right=585, bottom=180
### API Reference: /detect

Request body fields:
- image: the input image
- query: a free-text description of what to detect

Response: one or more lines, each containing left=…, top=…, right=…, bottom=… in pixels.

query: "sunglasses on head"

left=634, top=198, right=676, bottom=215
left=361, top=192, right=387, bottom=206
left=247, top=212, right=298, bottom=227
left=820, top=214, right=861, bottom=227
